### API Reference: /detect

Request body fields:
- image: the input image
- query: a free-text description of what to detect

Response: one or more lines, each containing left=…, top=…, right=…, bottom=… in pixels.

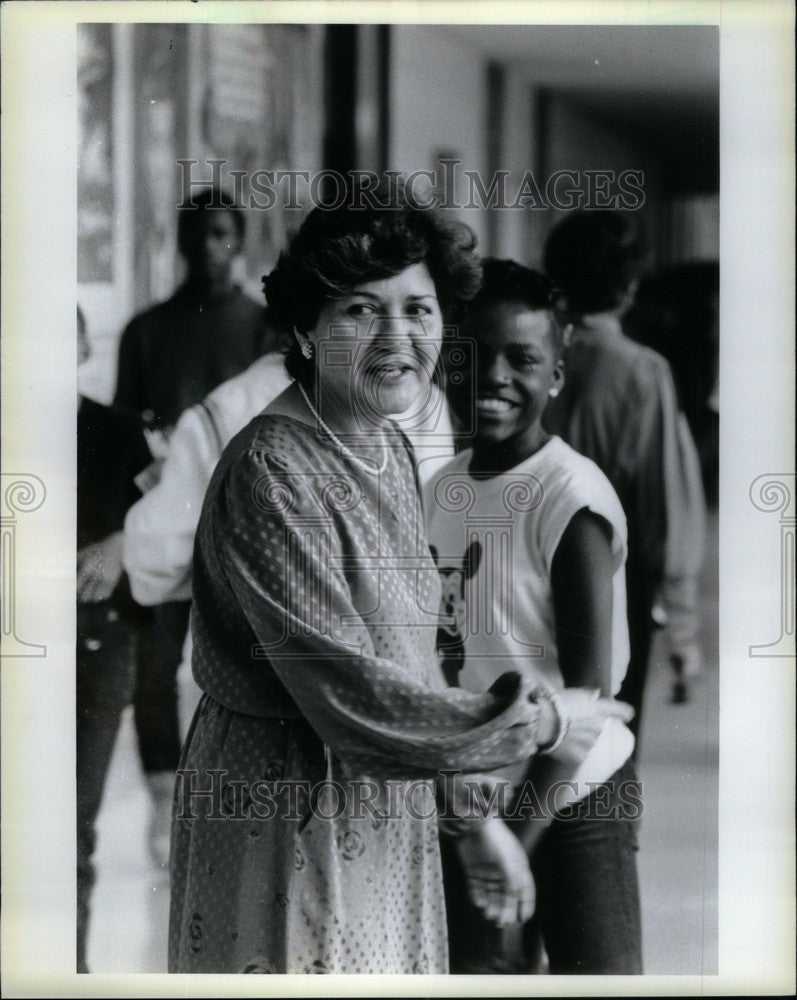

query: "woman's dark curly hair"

left=262, top=180, right=483, bottom=383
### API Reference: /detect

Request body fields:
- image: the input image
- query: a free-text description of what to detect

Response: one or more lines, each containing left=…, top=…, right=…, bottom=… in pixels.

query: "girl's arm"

left=513, top=508, right=618, bottom=856
left=550, top=508, right=615, bottom=695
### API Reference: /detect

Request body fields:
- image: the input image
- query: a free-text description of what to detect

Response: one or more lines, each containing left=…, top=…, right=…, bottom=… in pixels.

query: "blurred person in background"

left=543, top=211, right=706, bottom=734
left=123, top=338, right=292, bottom=611
left=625, top=262, right=719, bottom=508
left=76, top=306, right=153, bottom=971
left=113, top=187, right=271, bottom=867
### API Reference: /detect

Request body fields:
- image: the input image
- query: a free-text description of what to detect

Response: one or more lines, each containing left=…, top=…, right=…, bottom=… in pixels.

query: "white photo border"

left=1, top=1, right=794, bottom=996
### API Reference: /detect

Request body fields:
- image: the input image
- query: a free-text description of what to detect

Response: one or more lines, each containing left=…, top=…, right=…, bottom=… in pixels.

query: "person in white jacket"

left=124, top=351, right=291, bottom=606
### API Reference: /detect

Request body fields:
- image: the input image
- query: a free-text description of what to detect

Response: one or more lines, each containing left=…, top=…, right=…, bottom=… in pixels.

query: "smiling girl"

left=426, top=259, right=641, bottom=974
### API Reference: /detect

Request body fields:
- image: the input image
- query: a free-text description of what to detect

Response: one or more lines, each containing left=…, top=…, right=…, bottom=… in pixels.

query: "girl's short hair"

left=543, top=210, right=646, bottom=315
left=467, top=258, right=565, bottom=356
left=262, top=181, right=483, bottom=383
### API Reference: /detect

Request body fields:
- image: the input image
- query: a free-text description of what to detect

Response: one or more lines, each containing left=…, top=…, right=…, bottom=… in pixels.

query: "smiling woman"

left=295, top=262, right=444, bottom=435
left=263, top=183, right=481, bottom=434
left=167, top=185, right=632, bottom=974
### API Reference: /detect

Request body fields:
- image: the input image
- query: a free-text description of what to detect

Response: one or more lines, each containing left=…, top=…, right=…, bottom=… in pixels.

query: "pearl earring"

left=300, top=340, right=314, bottom=360
left=548, top=386, right=560, bottom=398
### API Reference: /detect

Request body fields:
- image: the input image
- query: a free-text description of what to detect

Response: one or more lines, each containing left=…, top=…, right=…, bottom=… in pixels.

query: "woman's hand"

left=454, top=817, right=535, bottom=927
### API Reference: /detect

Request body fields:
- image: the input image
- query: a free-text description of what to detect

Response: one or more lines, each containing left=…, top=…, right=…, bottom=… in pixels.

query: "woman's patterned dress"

left=168, top=414, right=543, bottom=974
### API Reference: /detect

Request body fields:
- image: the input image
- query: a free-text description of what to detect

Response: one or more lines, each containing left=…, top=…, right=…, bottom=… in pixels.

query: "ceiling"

left=447, top=24, right=719, bottom=193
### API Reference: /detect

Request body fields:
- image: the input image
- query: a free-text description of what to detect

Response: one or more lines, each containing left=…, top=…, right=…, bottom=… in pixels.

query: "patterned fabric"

left=169, top=414, right=546, bottom=974
left=169, top=705, right=446, bottom=974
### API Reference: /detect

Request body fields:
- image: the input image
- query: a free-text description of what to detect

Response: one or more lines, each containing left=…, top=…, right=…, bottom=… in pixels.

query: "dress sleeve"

left=123, top=405, right=217, bottom=605
left=216, top=448, right=546, bottom=780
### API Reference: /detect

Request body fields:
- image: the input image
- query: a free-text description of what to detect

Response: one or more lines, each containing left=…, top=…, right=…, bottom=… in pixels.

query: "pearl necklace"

left=298, top=384, right=388, bottom=476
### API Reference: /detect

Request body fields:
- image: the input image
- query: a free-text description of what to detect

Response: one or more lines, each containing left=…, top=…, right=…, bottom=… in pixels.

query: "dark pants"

left=133, top=600, right=190, bottom=774
left=76, top=601, right=136, bottom=973
left=442, top=762, right=643, bottom=975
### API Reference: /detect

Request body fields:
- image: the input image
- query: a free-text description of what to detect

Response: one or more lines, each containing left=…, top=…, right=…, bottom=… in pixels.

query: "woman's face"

left=306, top=263, right=443, bottom=428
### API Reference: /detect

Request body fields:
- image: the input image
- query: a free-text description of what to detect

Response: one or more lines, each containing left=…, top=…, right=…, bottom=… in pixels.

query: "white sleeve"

left=123, top=405, right=220, bottom=606
left=537, top=458, right=627, bottom=578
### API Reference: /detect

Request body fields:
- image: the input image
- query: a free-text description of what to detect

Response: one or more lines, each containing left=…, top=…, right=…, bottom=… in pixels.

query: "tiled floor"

left=87, top=513, right=719, bottom=975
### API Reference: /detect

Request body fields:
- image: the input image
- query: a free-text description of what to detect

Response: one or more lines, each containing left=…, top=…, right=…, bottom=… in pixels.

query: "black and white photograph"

left=1, top=1, right=794, bottom=995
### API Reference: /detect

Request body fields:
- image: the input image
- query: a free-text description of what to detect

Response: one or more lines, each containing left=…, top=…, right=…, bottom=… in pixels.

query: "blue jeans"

left=441, top=761, right=643, bottom=975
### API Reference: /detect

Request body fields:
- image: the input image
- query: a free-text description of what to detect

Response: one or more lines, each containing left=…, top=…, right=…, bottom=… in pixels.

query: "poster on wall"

left=202, top=22, right=316, bottom=283
left=133, top=24, right=188, bottom=308
left=77, top=23, right=115, bottom=284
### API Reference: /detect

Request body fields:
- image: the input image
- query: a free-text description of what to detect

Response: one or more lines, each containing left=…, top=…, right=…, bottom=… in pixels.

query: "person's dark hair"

left=263, top=180, right=483, bottom=383
left=467, top=257, right=565, bottom=356
left=625, top=261, right=719, bottom=430
left=543, top=210, right=646, bottom=315
left=177, top=186, right=246, bottom=255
